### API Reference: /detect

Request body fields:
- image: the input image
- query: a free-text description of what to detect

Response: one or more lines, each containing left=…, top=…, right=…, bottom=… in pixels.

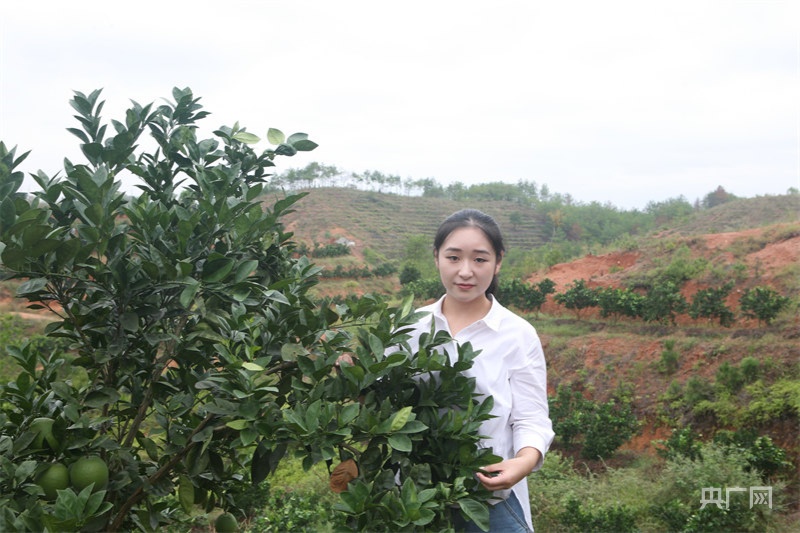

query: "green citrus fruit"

left=69, top=456, right=109, bottom=491
left=31, top=417, right=58, bottom=451
left=37, top=462, right=69, bottom=500
left=214, top=512, right=239, bottom=533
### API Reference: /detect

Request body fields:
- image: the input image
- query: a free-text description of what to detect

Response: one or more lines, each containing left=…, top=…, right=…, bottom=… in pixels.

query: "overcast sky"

left=1, top=0, right=798, bottom=210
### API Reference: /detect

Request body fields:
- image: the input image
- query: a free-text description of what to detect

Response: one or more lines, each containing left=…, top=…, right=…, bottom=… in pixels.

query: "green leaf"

left=458, top=498, right=490, bottom=532
left=120, top=312, right=138, bottom=332
left=339, top=403, right=360, bottom=426
left=234, top=259, right=258, bottom=282
left=390, top=406, right=413, bottom=432
left=180, top=279, right=200, bottom=308
left=367, top=333, right=384, bottom=358
left=388, top=434, right=412, bottom=452
left=232, top=132, right=260, bottom=144
left=241, top=362, right=264, bottom=372
left=30, top=238, right=62, bottom=257
left=16, top=277, right=48, bottom=297
left=178, top=475, right=194, bottom=513
left=267, top=128, right=285, bottom=145
left=281, top=342, right=307, bottom=361
left=275, top=143, right=297, bottom=156
left=137, top=435, right=159, bottom=461
left=286, top=132, right=308, bottom=144
left=202, top=257, right=234, bottom=282
left=226, top=419, right=249, bottom=430
left=84, top=387, right=121, bottom=408
left=395, top=420, right=428, bottom=434
left=0, top=196, right=15, bottom=232
left=292, top=139, right=318, bottom=152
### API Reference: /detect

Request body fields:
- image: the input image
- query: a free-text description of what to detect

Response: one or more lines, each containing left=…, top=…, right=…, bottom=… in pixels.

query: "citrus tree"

left=0, top=89, right=497, bottom=532
left=739, top=285, right=791, bottom=325
left=553, top=279, right=599, bottom=318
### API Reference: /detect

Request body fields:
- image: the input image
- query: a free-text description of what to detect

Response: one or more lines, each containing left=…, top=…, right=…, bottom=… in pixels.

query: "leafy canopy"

left=0, top=88, right=499, bottom=532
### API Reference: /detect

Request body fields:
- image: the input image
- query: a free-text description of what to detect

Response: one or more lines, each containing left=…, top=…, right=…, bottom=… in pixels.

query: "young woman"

left=409, top=208, right=554, bottom=532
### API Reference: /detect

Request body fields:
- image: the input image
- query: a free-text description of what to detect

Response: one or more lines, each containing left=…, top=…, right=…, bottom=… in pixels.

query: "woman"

left=409, top=208, right=554, bottom=532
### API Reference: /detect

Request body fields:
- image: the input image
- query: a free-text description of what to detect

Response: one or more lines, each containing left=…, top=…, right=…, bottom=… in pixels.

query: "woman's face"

left=435, top=226, right=502, bottom=305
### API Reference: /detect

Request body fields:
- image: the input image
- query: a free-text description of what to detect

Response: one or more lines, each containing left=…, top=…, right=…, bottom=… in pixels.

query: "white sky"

left=1, top=0, right=798, bottom=210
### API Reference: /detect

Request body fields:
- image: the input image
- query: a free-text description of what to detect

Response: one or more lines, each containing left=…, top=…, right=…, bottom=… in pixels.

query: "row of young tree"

left=402, top=274, right=790, bottom=327
left=553, top=280, right=790, bottom=326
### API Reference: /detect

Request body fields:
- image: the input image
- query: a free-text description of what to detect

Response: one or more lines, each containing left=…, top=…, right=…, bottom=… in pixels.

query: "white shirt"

left=403, top=295, right=554, bottom=529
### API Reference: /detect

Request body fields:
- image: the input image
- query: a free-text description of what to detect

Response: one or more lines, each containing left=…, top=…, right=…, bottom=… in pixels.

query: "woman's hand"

left=475, top=447, right=542, bottom=491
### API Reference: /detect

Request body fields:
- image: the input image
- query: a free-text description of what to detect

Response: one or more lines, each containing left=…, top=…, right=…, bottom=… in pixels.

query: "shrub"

left=658, top=339, right=680, bottom=375
left=554, top=279, right=599, bottom=319
left=689, top=282, right=735, bottom=327
left=713, top=430, right=791, bottom=480
left=715, top=362, right=744, bottom=394
left=739, top=286, right=791, bottom=325
left=560, top=497, right=637, bottom=533
left=683, top=376, right=715, bottom=408
left=651, top=442, right=782, bottom=533
left=496, top=278, right=554, bottom=313
left=401, top=278, right=444, bottom=300
left=312, top=242, right=351, bottom=258
left=640, top=281, right=688, bottom=325
left=739, top=356, right=760, bottom=383
left=596, top=287, right=643, bottom=322
left=549, top=383, right=639, bottom=460
left=398, top=264, right=421, bottom=285
left=657, top=427, right=703, bottom=461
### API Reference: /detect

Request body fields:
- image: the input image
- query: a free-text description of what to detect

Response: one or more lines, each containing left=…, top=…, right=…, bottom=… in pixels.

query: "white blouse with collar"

left=402, top=295, right=554, bottom=529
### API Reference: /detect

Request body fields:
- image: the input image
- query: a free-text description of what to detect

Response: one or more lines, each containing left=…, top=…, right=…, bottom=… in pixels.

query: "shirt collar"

left=429, top=295, right=504, bottom=332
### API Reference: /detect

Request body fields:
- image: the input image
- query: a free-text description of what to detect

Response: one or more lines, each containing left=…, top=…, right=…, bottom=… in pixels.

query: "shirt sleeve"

left=508, top=329, right=555, bottom=471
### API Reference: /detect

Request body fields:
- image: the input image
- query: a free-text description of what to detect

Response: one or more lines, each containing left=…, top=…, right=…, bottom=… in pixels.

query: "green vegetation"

left=529, top=442, right=787, bottom=533
left=1, top=89, right=797, bottom=531
left=1, top=88, right=559, bottom=532
left=740, top=286, right=791, bottom=325
left=549, top=383, right=639, bottom=460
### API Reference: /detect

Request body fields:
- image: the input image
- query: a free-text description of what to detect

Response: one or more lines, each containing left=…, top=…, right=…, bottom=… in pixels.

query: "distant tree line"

left=271, top=163, right=763, bottom=263
left=270, top=162, right=742, bottom=210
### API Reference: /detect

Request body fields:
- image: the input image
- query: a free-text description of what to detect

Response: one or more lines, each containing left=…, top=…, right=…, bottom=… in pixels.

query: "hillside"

left=275, top=188, right=799, bottom=464
left=526, top=220, right=799, bottom=442
left=275, top=187, right=548, bottom=260
left=0, top=187, right=798, bottom=527
left=276, top=188, right=797, bottom=260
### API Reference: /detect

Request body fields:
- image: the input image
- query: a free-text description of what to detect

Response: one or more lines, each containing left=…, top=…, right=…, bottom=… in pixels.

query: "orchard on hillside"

left=0, top=89, right=497, bottom=531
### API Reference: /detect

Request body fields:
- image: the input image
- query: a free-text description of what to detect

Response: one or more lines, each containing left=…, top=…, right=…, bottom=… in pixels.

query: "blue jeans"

left=453, top=492, right=533, bottom=533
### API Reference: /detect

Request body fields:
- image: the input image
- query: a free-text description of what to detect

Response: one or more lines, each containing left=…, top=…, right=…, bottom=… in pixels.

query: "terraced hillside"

left=274, top=187, right=548, bottom=259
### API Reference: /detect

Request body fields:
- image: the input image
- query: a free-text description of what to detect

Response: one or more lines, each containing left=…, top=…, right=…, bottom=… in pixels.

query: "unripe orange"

left=69, top=456, right=109, bottom=492
left=36, top=462, right=69, bottom=500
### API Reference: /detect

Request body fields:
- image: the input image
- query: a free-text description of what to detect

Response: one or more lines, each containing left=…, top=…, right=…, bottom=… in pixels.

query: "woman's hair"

left=433, top=209, right=505, bottom=296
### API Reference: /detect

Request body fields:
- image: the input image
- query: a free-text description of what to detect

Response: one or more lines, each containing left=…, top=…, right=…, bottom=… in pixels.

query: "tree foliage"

left=549, top=384, right=639, bottom=460
left=0, top=89, right=498, bottom=532
left=553, top=279, right=599, bottom=318
left=496, top=278, right=555, bottom=313
left=640, top=281, right=687, bottom=325
left=689, top=282, right=735, bottom=327
left=739, top=286, right=790, bottom=325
